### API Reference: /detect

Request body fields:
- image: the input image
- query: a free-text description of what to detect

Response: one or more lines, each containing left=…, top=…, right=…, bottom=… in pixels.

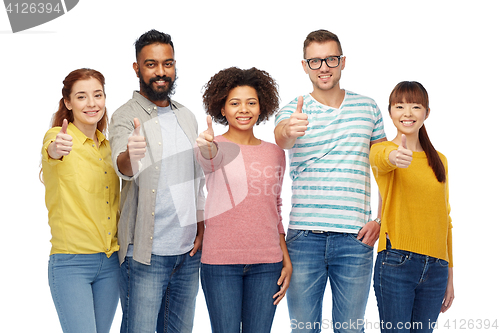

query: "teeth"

left=319, top=75, right=331, bottom=79
left=238, top=117, right=251, bottom=121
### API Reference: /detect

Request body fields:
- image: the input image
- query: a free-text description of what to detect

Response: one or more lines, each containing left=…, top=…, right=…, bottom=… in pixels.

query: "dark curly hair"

left=202, top=67, right=280, bottom=126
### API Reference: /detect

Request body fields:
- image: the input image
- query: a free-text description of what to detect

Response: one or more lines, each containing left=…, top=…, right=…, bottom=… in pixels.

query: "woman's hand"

left=48, top=119, right=73, bottom=160
left=273, top=234, right=293, bottom=305
left=441, top=267, right=454, bottom=312
left=196, top=115, right=217, bottom=160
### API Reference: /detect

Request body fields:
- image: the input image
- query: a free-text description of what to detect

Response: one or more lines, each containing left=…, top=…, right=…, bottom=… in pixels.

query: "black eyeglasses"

left=304, top=56, right=343, bottom=70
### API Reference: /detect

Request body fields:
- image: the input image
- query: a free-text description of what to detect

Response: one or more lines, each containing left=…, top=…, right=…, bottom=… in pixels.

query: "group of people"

left=41, top=28, right=454, bottom=333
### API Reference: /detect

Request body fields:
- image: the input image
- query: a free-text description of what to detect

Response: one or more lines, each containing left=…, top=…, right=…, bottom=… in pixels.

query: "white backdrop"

left=1, top=1, right=499, bottom=332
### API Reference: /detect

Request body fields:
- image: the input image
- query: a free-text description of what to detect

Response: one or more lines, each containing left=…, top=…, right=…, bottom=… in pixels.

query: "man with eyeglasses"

left=274, top=29, right=386, bottom=332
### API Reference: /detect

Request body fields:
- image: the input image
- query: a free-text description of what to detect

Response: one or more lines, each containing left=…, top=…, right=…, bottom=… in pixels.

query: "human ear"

left=64, top=99, right=72, bottom=111
left=133, top=62, right=139, bottom=78
left=301, top=60, right=309, bottom=74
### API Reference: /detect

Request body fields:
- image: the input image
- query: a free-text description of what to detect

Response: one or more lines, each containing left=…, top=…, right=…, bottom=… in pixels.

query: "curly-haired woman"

left=196, top=67, right=292, bottom=333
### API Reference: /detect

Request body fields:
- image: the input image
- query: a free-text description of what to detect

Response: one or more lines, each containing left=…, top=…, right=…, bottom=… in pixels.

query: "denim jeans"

left=373, top=239, right=448, bottom=333
left=286, top=229, right=373, bottom=333
left=119, top=251, right=201, bottom=333
left=48, top=252, right=120, bottom=333
left=201, top=262, right=282, bottom=333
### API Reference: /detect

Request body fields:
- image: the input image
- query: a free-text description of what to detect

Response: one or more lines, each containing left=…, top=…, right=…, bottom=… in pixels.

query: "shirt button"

left=152, top=189, right=155, bottom=193
left=158, top=142, right=162, bottom=145
left=151, top=212, right=155, bottom=216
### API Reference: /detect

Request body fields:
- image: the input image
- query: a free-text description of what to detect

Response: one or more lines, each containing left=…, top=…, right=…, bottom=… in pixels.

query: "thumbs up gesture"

left=390, top=134, right=413, bottom=168
left=196, top=115, right=217, bottom=159
left=285, top=96, right=308, bottom=139
left=127, top=118, right=147, bottom=164
left=48, top=119, right=73, bottom=160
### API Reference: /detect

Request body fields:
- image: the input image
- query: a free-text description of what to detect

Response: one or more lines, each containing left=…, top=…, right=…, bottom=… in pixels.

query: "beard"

left=138, top=69, right=177, bottom=102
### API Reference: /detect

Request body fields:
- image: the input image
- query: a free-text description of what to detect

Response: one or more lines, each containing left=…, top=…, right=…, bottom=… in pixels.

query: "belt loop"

left=304, top=230, right=309, bottom=236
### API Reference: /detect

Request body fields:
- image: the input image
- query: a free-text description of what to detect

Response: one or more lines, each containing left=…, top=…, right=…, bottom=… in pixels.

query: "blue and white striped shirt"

left=275, top=91, right=386, bottom=232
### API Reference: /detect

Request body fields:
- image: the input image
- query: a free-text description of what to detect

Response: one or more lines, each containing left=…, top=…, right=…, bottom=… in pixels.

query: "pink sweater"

left=196, top=136, right=286, bottom=265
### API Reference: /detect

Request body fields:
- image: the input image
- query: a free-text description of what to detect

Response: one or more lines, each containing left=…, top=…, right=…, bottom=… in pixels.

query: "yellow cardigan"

left=370, top=141, right=453, bottom=267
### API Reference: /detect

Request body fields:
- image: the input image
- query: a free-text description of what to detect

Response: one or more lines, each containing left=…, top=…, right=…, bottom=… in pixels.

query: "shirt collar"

left=132, top=91, right=178, bottom=114
left=68, top=122, right=106, bottom=146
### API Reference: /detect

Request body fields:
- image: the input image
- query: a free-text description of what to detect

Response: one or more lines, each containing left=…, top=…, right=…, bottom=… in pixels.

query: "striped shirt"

left=275, top=91, right=386, bottom=232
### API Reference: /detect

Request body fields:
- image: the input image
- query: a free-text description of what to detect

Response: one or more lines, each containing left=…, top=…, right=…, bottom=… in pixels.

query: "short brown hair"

left=303, top=29, right=343, bottom=58
left=202, top=67, right=280, bottom=126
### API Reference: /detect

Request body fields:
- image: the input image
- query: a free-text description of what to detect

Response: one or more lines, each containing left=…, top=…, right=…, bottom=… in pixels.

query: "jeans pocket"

left=348, top=233, right=374, bottom=249
left=285, top=229, right=304, bottom=244
left=382, top=250, right=408, bottom=267
left=50, top=254, right=78, bottom=263
left=438, top=259, right=449, bottom=267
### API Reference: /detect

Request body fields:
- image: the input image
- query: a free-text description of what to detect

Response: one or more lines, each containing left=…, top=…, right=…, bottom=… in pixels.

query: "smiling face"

left=134, top=42, right=176, bottom=106
left=64, top=77, right=105, bottom=134
left=390, top=101, right=430, bottom=137
left=222, top=85, right=261, bottom=134
left=302, top=40, right=345, bottom=93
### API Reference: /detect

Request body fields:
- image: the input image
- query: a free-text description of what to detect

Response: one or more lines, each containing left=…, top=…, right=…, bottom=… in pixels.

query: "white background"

left=1, top=0, right=499, bottom=332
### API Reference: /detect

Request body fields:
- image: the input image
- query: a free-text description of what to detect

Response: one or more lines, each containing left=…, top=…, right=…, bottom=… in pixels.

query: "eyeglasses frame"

left=304, top=56, right=343, bottom=70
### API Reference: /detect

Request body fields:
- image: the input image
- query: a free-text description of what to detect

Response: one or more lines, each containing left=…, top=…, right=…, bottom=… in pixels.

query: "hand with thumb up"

left=285, top=96, right=308, bottom=139
left=48, top=119, right=73, bottom=160
left=389, top=134, right=413, bottom=168
left=196, top=115, right=218, bottom=160
left=128, top=118, right=147, bottom=164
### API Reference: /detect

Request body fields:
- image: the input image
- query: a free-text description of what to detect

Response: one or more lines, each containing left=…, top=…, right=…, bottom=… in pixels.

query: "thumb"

left=205, top=115, right=214, bottom=142
left=400, top=134, right=407, bottom=149
left=206, top=115, right=213, bottom=132
left=60, top=119, right=68, bottom=134
left=294, top=96, right=303, bottom=113
left=133, top=118, right=141, bottom=136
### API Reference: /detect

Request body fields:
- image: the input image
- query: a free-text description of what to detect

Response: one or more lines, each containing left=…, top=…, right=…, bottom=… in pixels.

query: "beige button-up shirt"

left=109, top=91, right=205, bottom=265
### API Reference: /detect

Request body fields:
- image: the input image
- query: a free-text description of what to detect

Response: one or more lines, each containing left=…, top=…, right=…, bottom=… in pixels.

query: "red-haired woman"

left=370, top=81, right=454, bottom=333
left=41, top=68, right=120, bottom=333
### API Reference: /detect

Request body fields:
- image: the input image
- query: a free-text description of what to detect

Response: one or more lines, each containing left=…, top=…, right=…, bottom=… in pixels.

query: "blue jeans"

left=373, top=239, right=448, bottom=333
left=286, top=229, right=373, bottom=333
left=48, top=252, right=120, bottom=333
left=119, top=251, right=201, bottom=333
left=201, top=262, right=282, bottom=333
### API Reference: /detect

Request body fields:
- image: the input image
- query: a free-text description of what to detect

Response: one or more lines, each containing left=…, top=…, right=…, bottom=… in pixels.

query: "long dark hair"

left=388, top=81, right=446, bottom=183
left=51, top=68, right=108, bottom=133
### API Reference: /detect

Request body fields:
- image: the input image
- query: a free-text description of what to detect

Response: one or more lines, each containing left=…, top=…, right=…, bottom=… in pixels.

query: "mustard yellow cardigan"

left=370, top=141, right=453, bottom=267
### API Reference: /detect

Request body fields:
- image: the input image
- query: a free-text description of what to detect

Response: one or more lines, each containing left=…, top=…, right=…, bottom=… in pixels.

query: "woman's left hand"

left=273, top=264, right=292, bottom=305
